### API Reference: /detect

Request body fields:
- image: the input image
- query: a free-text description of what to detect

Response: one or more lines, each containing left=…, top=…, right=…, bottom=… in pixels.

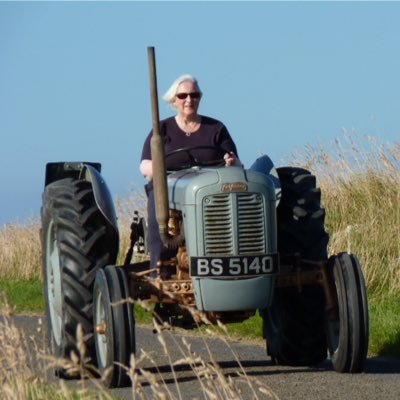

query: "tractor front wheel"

left=93, top=265, right=135, bottom=387
left=327, top=253, right=369, bottom=373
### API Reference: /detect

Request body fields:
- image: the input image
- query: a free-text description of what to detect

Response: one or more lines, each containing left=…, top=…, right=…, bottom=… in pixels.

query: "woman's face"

left=173, top=81, right=201, bottom=118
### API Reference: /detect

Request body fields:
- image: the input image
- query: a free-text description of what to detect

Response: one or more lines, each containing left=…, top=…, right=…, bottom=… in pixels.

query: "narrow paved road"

left=9, top=315, right=400, bottom=399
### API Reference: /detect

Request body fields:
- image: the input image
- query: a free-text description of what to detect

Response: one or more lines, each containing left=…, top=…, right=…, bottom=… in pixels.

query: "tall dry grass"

left=0, top=298, right=278, bottom=399
left=288, top=131, right=400, bottom=295
left=0, top=218, right=41, bottom=280
left=0, top=296, right=111, bottom=399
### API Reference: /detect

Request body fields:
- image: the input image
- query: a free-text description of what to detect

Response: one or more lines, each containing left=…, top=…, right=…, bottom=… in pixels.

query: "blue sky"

left=1, top=1, right=399, bottom=225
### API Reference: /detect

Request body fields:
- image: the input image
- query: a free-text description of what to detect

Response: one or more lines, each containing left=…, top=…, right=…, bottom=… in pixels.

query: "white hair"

left=162, top=74, right=202, bottom=106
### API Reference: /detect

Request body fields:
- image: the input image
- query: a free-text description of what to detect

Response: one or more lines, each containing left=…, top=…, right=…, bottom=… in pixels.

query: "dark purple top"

left=141, top=116, right=239, bottom=171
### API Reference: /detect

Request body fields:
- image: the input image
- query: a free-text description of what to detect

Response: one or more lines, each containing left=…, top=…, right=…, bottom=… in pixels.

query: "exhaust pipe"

left=147, top=47, right=184, bottom=248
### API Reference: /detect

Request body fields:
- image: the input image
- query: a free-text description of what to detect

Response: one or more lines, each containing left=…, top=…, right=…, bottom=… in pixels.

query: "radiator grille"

left=203, top=193, right=266, bottom=255
left=237, top=194, right=266, bottom=253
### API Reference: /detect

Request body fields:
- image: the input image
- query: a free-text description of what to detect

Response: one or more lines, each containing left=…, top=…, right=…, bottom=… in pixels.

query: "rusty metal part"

left=129, top=274, right=195, bottom=306
left=151, top=278, right=195, bottom=306
left=161, top=280, right=193, bottom=294
left=168, top=210, right=182, bottom=236
left=157, top=259, right=177, bottom=268
left=131, top=268, right=157, bottom=277
left=176, top=247, right=189, bottom=280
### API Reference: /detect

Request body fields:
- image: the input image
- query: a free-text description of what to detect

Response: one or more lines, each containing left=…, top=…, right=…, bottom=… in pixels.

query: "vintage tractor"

left=40, top=48, right=369, bottom=388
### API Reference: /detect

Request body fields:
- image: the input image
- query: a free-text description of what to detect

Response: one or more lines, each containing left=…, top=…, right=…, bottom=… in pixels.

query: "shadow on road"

left=137, top=356, right=400, bottom=387
left=138, top=360, right=311, bottom=387
left=364, top=357, right=400, bottom=374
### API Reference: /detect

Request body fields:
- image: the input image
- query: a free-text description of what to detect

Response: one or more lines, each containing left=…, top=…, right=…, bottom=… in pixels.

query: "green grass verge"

left=225, top=313, right=264, bottom=341
left=368, top=294, right=400, bottom=358
left=1, top=279, right=398, bottom=358
left=0, top=279, right=44, bottom=314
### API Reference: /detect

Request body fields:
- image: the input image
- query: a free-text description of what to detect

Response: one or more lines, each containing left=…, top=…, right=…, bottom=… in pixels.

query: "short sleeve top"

left=141, top=116, right=239, bottom=171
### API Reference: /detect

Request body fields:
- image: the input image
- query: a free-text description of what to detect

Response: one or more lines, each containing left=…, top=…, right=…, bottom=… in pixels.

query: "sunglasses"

left=176, top=92, right=201, bottom=100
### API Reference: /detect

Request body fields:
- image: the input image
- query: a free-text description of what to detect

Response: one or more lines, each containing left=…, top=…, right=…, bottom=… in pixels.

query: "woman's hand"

left=224, top=152, right=241, bottom=167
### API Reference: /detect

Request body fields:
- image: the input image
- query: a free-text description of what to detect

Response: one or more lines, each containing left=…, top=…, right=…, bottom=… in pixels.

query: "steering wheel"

left=165, top=146, right=226, bottom=170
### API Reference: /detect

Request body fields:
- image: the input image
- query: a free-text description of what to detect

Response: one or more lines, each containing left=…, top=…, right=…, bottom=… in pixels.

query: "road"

left=8, top=315, right=400, bottom=399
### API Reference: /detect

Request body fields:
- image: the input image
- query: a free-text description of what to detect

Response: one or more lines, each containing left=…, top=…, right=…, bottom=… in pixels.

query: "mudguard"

left=44, top=162, right=119, bottom=234
left=249, top=154, right=282, bottom=204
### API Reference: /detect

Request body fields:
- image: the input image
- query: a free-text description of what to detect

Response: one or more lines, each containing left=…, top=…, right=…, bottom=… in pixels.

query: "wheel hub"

left=96, top=322, right=107, bottom=335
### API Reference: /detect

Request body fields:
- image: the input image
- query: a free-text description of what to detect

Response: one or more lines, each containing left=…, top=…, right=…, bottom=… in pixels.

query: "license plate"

left=190, top=254, right=279, bottom=277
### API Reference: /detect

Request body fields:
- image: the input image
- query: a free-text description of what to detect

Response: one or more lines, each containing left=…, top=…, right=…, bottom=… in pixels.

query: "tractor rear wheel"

left=41, top=178, right=118, bottom=374
left=262, top=167, right=329, bottom=366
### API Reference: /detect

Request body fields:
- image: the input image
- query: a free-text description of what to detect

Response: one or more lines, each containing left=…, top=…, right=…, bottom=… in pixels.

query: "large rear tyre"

left=262, top=285, right=328, bottom=366
left=327, top=253, right=369, bottom=373
left=275, top=167, right=329, bottom=260
left=93, top=265, right=135, bottom=388
left=41, top=178, right=118, bottom=373
left=262, top=167, right=329, bottom=366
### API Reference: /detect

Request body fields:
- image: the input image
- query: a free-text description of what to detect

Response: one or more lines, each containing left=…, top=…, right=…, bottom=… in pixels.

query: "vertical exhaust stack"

left=147, top=47, right=169, bottom=237
left=147, top=47, right=183, bottom=248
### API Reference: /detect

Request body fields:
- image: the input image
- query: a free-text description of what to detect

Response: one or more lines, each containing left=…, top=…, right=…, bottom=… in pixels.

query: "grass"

left=369, top=294, right=400, bottom=357
left=0, top=299, right=114, bottom=400
left=225, top=314, right=264, bottom=342
left=0, top=218, right=41, bottom=281
left=289, top=131, right=400, bottom=295
left=0, top=299, right=278, bottom=400
left=0, top=279, right=44, bottom=314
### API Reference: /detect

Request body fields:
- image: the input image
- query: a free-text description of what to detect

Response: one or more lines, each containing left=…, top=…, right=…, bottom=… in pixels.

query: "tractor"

left=40, top=48, right=369, bottom=388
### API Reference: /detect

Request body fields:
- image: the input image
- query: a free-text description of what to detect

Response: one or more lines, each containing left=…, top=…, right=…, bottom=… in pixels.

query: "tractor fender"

left=249, top=154, right=281, bottom=205
left=44, top=162, right=119, bottom=234
left=79, top=164, right=119, bottom=233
